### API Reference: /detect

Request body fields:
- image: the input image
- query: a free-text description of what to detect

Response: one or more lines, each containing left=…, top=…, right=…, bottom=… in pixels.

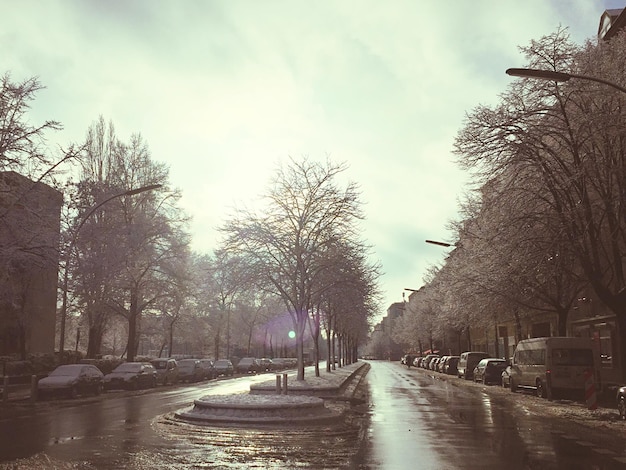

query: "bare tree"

left=70, top=118, right=190, bottom=360
left=221, top=158, right=364, bottom=380
left=454, top=29, right=626, bottom=373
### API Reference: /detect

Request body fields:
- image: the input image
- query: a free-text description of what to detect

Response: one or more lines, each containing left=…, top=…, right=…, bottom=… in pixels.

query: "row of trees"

left=393, top=28, right=626, bottom=377
left=1, top=74, right=380, bottom=378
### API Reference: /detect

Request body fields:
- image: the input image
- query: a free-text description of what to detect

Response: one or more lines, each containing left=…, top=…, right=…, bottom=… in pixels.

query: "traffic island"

left=174, top=393, right=343, bottom=425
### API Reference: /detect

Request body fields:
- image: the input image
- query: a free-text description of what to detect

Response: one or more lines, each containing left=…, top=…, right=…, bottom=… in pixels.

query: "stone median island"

left=175, top=394, right=343, bottom=425
left=174, top=363, right=365, bottom=426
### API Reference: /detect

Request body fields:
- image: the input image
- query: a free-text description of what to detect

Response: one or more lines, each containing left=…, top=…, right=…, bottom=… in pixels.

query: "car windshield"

left=215, top=360, right=230, bottom=366
left=49, top=365, right=82, bottom=377
left=114, top=363, right=142, bottom=373
left=178, top=361, right=196, bottom=369
left=113, top=362, right=141, bottom=372
left=151, top=361, right=168, bottom=369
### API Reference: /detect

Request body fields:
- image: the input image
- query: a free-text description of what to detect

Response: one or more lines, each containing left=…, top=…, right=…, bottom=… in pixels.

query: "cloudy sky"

left=3, top=1, right=624, bottom=321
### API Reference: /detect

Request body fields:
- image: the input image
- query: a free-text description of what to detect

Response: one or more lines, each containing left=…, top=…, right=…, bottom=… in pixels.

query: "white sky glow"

left=3, top=0, right=624, bottom=321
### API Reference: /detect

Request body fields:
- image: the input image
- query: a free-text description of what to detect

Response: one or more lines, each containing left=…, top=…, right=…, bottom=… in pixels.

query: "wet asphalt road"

left=1, top=362, right=626, bottom=469
left=363, top=361, right=626, bottom=469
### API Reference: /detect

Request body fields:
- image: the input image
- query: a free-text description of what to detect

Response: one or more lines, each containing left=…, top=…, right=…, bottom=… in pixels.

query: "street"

left=1, top=361, right=626, bottom=469
left=362, top=361, right=626, bottom=469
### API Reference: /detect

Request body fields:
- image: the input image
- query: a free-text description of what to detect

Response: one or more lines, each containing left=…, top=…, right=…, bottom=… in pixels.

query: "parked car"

left=429, top=357, right=440, bottom=370
left=421, top=354, right=439, bottom=369
left=150, top=358, right=179, bottom=385
left=104, top=362, right=157, bottom=390
left=509, top=337, right=598, bottom=398
left=177, top=359, right=204, bottom=383
left=198, top=359, right=217, bottom=380
left=38, top=364, right=104, bottom=399
left=236, top=357, right=260, bottom=374
left=457, top=352, right=490, bottom=380
left=257, top=358, right=274, bottom=372
left=443, top=356, right=459, bottom=375
left=617, top=386, right=626, bottom=420
left=437, top=356, right=449, bottom=373
left=269, top=358, right=286, bottom=371
left=473, top=358, right=508, bottom=385
left=213, top=359, right=234, bottom=376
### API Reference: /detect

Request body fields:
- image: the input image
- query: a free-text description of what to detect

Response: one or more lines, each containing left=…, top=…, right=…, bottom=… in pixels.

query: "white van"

left=509, top=337, right=599, bottom=399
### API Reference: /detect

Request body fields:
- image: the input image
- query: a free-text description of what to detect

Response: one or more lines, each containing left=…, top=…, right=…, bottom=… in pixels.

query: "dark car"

left=38, top=364, right=104, bottom=399
left=236, top=357, right=260, bottom=374
left=457, top=351, right=490, bottom=380
left=442, top=356, right=460, bottom=375
left=177, top=359, right=204, bottom=382
left=198, top=359, right=217, bottom=380
left=214, top=359, right=234, bottom=376
left=269, top=358, right=286, bottom=371
left=104, top=362, right=158, bottom=390
left=257, top=358, right=274, bottom=372
left=473, top=358, right=508, bottom=385
left=617, top=386, right=626, bottom=419
left=151, top=358, right=179, bottom=385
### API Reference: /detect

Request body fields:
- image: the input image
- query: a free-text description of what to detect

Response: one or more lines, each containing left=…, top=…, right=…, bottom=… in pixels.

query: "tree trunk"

left=87, top=325, right=103, bottom=359
left=126, top=287, right=140, bottom=362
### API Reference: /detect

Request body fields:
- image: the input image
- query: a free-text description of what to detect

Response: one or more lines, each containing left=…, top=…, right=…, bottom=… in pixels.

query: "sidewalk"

left=250, top=361, right=367, bottom=397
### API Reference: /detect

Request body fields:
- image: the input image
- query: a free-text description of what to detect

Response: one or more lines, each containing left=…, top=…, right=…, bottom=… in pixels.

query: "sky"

left=3, top=1, right=624, bottom=323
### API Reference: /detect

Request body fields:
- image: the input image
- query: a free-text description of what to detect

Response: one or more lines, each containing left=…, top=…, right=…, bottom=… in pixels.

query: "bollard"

left=31, top=375, right=37, bottom=403
left=584, top=369, right=597, bottom=410
left=2, top=376, right=8, bottom=402
left=275, top=374, right=282, bottom=394
left=282, top=373, right=288, bottom=395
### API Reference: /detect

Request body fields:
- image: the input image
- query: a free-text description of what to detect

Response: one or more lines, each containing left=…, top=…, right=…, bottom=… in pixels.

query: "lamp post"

left=505, top=68, right=626, bottom=95
left=425, top=239, right=455, bottom=248
left=58, top=183, right=162, bottom=356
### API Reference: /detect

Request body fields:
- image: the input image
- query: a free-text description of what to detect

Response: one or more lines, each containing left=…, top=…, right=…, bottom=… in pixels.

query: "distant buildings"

left=0, top=171, right=63, bottom=357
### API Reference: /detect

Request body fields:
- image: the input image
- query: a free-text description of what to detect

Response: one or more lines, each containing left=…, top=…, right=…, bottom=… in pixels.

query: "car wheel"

left=618, top=396, right=626, bottom=420
left=536, top=380, right=547, bottom=398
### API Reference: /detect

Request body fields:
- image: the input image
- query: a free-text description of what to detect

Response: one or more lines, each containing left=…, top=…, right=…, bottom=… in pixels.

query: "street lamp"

left=425, top=239, right=455, bottom=248
left=505, top=68, right=626, bottom=95
left=58, top=183, right=162, bottom=356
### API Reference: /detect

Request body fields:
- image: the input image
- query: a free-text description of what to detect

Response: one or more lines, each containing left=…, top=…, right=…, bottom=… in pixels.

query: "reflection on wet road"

left=363, top=361, right=626, bottom=469
left=0, top=373, right=273, bottom=467
left=2, top=362, right=626, bottom=468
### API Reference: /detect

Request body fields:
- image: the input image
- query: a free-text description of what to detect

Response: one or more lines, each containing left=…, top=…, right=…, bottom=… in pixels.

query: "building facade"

left=0, top=171, right=63, bottom=357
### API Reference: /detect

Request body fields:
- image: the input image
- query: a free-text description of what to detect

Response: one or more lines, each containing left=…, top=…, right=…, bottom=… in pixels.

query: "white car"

left=38, top=364, right=104, bottom=399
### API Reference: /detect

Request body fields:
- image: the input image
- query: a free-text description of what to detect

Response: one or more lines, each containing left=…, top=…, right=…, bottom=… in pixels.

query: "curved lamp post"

left=505, top=68, right=626, bottom=95
left=58, top=183, right=162, bottom=355
left=425, top=239, right=455, bottom=248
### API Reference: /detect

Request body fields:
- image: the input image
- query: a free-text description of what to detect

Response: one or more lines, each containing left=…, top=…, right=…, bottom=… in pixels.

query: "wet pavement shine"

left=2, top=361, right=626, bottom=469
left=361, top=361, right=626, bottom=470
